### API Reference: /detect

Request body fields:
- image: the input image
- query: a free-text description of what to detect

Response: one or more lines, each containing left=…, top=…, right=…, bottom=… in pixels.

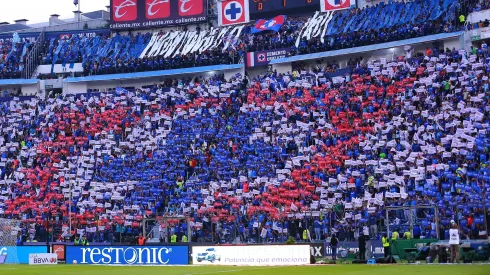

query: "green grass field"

left=1, top=264, right=490, bottom=275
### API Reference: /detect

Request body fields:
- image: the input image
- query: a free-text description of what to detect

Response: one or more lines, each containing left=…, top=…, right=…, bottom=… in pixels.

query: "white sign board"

left=192, top=245, right=310, bottom=266
left=29, top=253, right=58, bottom=265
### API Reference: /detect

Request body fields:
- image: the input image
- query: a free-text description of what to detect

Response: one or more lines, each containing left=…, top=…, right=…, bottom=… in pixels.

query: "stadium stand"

left=0, top=0, right=489, bottom=247
left=469, top=0, right=490, bottom=12
left=0, top=36, right=32, bottom=79
left=37, top=0, right=463, bottom=79
left=1, top=41, right=490, bottom=243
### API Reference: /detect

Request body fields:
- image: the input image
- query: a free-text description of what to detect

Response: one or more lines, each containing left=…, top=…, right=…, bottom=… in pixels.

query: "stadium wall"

left=468, top=9, right=490, bottom=24
left=36, top=64, right=84, bottom=75
left=272, top=63, right=292, bottom=75
left=22, top=84, right=40, bottom=97
left=17, top=19, right=108, bottom=33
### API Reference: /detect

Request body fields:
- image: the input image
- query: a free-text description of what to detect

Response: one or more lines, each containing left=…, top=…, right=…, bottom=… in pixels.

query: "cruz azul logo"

left=179, top=0, right=204, bottom=16
left=112, top=0, right=138, bottom=21
left=79, top=247, right=173, bottom=264
left=146, top=0, right=170, bottom=19
left=321, top=0, right=354, bottom=11
left=219, top=0, right=249, bottom=26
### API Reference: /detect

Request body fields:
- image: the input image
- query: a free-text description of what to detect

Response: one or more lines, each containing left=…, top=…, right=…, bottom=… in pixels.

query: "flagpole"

left=78, top=0, right=81, bottom=29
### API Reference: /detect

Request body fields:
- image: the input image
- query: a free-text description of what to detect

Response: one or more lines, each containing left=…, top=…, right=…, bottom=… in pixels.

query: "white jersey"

left=449, top=229, right=460, bottom=245
left=363, top=226, right=369, bottom=236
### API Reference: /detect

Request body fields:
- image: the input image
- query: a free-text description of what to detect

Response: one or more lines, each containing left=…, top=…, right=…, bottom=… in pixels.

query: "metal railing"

left=23, top=31, right=45, bottom=79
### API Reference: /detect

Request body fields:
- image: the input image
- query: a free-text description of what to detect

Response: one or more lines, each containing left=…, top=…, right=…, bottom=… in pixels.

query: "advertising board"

left=28, top=253, right=58, bottom=265
left=53, top=244, right=66, bottom=261
left=246, top=48, right=289, bottom=67
left=65, top=246, right=189, bottom=265
left=110, top=0, right=207, bottom=30
left=192, top=245, right=310, bottom=266
left=0, top=246, right=47, bottom=264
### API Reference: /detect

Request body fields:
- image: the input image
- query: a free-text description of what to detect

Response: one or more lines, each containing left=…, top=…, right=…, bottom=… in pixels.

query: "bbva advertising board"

left=192, top=245, right=310, bottom=266
left=29, top=253, right=58, bottom=265
left=66, top=246, right=188, bottom=265
left=0, top=246, right=47, bottom=264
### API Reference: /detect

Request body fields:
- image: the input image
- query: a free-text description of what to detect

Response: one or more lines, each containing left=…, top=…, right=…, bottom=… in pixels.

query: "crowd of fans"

left=31, top=0, right=468, bottom=79
left=1, top=40, right=490, bottom=244
left=0, top=38, right=31, bottom=79
left=469, top=0, right=490, bottom=12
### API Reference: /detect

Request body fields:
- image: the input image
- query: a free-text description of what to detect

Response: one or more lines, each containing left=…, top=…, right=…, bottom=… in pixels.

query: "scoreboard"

left=249, top=0, right=321, bottom=19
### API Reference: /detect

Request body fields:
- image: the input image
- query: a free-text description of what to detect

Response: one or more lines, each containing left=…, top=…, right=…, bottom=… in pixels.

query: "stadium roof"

left=82, top=10, right=109, bottom=20
left=64, top=64, right=245, bottom=83
left=270, top=31, right=464, bottom=64
left=0, top=79, right=38, bottom=85
left=0, top=23, right=31, bottom=33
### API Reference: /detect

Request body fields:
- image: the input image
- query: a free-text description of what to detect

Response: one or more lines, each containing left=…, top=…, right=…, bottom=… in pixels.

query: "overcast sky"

left=0, top=0, right=110, bottom=24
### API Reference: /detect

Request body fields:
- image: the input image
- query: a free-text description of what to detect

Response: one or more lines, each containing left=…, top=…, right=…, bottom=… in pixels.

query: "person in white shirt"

left=448, top=223, right=460, bottom=263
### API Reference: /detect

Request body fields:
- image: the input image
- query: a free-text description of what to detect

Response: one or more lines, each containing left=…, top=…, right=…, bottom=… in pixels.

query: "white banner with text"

left=192, top=245, right=310, bottom=266
left=28, top=253, right=58, bottom=265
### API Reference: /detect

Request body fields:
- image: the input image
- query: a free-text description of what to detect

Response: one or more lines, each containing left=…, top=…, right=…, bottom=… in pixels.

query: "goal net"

left=0, top=218, right=21, bottom=264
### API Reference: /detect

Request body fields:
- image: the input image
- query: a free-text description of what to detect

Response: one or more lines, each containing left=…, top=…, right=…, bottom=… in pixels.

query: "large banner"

left=320, top=0, right=356, bottom=12
left=246, top=48, right=289, bottom=67
left=192, top=245, right=310, bottom=266
left=110, top=0, right=207, bottom=30
left=65, top=246, right=189, bottom=265
left=0, top=246, right=47, bottom=264
left=218, top=0, right=250, bottom=26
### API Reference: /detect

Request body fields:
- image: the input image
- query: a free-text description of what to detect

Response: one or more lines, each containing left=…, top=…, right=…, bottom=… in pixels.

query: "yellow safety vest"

left=303, top=230, right=309, bottom=240
left=171, top=234, right=177, bottom=242
left=459, top=15, right=465, bottom=23
left=74, top=239, right=80, bottom=245
left=382, top=237, right=390, bottom=247
left=177, top=180, right=183, bottom=189
left=182, top=235, right=188, bottom=242
left=391, top=231, right=399, bottom=240
left=368, top=176, right=374, bottom=187
left=404, top=231, right=412, bottom=239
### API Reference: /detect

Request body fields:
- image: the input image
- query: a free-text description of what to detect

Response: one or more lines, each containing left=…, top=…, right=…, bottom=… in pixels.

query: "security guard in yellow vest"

left=182, top=234, right=188, bottom=242
left=74, top=236, right=81, bottom=245
left=403, top=231, right=412, bottom=239
left=459, top=14, right=465, bottom=24
left=302, top=229, right=310, bottom=242
left=382, top=234, right=390, bottom=258
left=80, top=235, right=90, bottom=246
left=171, top=233, right=177, bottom=243
left=391, top=231, right=399, bottom=240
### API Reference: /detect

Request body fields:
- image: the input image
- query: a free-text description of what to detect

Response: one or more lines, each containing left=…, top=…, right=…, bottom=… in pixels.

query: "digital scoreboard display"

left=249, top=0, right=321, bottom=19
